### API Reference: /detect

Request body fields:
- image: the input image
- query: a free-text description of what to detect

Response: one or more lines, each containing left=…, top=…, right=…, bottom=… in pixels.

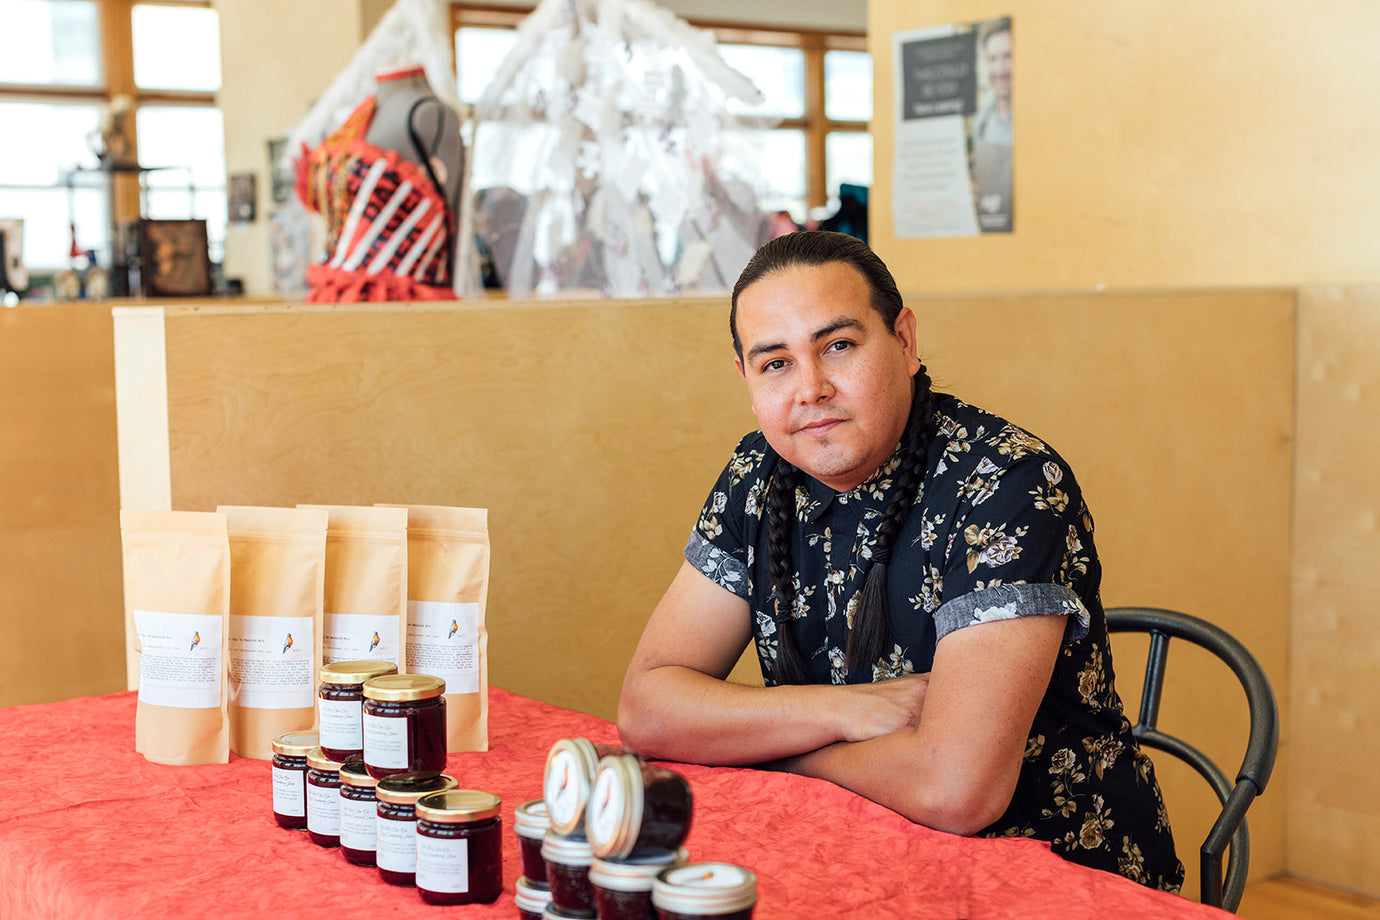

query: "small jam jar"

left=590, top=848, right=688, bottom=920
left=305, top=746, right=344, bottom=848
left=515, top=798, right=552, bottom=886
left=270, top=729, right=318, bottom=829
left=318, top=660, right=397, bottom=761
left=543, top=737, right=627, bottom=836
left=362, top=674, right=447, bottom=779
left=541, top=831, right=597, bottom=918
left=338, top=756, right=381, bottom=866
left=516, top=875, right=554, bottom=920
left=652, top=863, right=757, bottom=920
left=374, top=772, right=457, bottom=886
left=414, top=789, right=504, bottom=905
left=587, top=754, right=693, bottom=860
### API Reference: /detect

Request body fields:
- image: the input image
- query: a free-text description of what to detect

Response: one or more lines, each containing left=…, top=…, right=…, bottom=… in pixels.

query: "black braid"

left=765, top=459, right=813, bottom=685
left=845, top=368, right=937, bottom=674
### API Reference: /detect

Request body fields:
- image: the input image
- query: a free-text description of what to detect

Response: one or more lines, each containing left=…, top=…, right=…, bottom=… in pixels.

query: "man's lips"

left=795, top=418, right=846, bottom=436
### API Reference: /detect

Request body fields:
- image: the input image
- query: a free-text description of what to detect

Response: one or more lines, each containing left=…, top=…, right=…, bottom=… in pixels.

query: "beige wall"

left=869, top=1, right=1380, bottom=290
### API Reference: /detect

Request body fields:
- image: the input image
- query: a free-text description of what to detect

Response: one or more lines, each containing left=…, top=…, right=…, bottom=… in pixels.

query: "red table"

left=0, top=687, right=1229, bottom=919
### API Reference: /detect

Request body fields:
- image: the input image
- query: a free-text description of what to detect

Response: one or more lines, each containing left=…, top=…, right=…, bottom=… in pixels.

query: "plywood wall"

left=868, top=0, right=1380, bottom=291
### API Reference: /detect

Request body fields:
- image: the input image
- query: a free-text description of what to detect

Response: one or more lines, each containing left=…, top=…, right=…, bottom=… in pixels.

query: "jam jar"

left=590, top=848, right=688, bottom=920
left=338, top=755, right=381, bottom=866
left=305, top=746, right=344, bottom=848
left=270, top=729, right=318, bottom=829
left=362, top=674, right=446, bottom=779
left=651, top=863, right=757, bottom=920
left=318, top=660, right=397, bottom=761
left=541, top=830, right=596, bottom=918
left=543, top=737, right=628, bottom=836
left=516, top=875, right=554, bottom=920
left=515, top=798, right=552, bottom=885
left=374, top=772, right=457, bottom=886
left=587, top=754, right=693, bottom=860
left=414, top=789, right=504, bottom=905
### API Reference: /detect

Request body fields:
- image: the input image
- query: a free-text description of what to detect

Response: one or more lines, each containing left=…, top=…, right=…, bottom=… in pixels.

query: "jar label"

left=339, top=796, right=378, bottom=850
left=229, top=615, right=315, bottom=709
left=319, top=697, right=363, bottom=750
left=376, top=818, right=418, bottom=872
left=406, top=601, right=481, bottom=693
left=417, top=834, right=470, bottom=894
left=323, top=612, right=401, bottom=666
left=271, top=764, right=305, bottom=817
left=306, top=783, right=341, bottom=836
left=363, top=712, right=409, bottom=768
left=132, top=609, right=224, bottom=709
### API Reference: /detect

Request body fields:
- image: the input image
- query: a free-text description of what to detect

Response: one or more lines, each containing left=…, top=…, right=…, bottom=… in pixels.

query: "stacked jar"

left=541, top=738, right=628, bottom=919
left=375, top=772, right=459, bottom=886
left=318, top=660, right=397, bottom=762
left=362, top=674, right=447, bottom=779
left=585, top=753, right=695, bottom=920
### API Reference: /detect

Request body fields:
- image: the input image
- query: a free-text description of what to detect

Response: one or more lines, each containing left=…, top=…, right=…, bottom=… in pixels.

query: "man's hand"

left=836, top=672, right=930, bottom=741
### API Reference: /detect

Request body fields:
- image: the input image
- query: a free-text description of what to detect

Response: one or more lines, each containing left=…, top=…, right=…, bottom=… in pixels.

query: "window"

left=452, top=4, right=869, bottom=225
left=0, top=0, right=223, bottom=277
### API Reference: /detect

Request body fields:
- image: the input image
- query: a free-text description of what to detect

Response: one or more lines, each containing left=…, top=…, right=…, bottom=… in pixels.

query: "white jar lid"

left=652, top=863, right=757, bottom=915
left=541, top=829, right=593, bottom=867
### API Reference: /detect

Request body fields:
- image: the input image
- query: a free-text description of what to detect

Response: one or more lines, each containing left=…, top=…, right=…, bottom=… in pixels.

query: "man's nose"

left=796, top=360, right=835, bottom=403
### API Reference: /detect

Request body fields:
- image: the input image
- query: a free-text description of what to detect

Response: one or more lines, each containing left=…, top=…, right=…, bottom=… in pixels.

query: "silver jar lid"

left=515, top=798, right=551, bottom=837
left=652, top=863, right=758, bottom=915
left=589, top=847, right=687, bottom=893
left=540, top=829, right=593, bottom=867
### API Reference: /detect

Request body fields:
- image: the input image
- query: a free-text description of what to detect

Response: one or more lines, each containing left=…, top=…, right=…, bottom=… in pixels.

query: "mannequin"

left=296, top=64, right=464, bottom=302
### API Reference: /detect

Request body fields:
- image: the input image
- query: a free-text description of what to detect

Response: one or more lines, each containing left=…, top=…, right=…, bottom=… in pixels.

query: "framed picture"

left=138, top=218, right=213, bottom=297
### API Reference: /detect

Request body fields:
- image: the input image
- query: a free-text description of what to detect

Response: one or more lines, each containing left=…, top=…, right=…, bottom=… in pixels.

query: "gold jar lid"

left=375, top=772, right=457, bottom=805
left=271, top=730, right=319, bottom=757
left=338, top=756, right=378, bottom=788
left=306, top=746, right=344, bottom=772
left=363, top=673, right=445, bottom=701
left=415, top=789, right=501, bottom=824
left=319, top=660, right=397, bottom=685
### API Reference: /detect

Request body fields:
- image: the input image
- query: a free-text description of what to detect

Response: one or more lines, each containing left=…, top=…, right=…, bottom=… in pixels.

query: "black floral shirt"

left=685, top=393, right=1184, bottom=891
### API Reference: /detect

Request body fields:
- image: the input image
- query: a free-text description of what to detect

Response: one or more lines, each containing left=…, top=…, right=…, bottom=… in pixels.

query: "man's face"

left=984, top=29, right=1012, bottom=102
left=734, top=261, right=921, bottom=493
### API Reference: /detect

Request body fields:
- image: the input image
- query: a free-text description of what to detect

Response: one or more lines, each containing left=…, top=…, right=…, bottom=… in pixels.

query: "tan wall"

left=1290, top=287, right=1380, bottom=894
left=0, top=304, right=125, bottom=707
left=868, top=0, right=1380, bottom=290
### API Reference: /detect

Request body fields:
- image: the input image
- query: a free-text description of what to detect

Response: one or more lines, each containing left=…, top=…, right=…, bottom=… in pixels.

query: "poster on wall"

left=891, top=16, right=1012, bottom=237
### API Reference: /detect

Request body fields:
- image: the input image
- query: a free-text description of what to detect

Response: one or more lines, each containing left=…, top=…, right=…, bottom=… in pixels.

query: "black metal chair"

left=1105, top=607, right=1279, bottom=912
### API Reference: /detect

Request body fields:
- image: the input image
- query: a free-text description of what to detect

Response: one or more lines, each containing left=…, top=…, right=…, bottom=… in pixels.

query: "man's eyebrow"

left=744, top=316, right=865, bottom=364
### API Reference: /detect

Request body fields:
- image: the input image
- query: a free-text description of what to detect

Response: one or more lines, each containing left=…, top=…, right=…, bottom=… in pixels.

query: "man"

left=618, top=231, right=1182, bottom=890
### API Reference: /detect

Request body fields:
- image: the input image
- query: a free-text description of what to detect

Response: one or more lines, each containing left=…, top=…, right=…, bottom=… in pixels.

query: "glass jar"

left=543, top=737, right=627, bottom=836
left=541, top=830, right=597, bottom=918
left=305, top=746, right=344, bottom=848
left=318, top=660, right=397, bottom=762
left=362, top=674, right=447, bottom=779
left=414, top=789, right=504, bottom=905
left=338, top=755, right=380, bottom=866
left=587, top=754, right=693, bottom=860
left=590, top=848, right=688, bottom=920
left=270, top=729, right=318, bottom=829
left=374, top=772, right=457, bottom=886
left=515, top=798, right=552, bottom=886
left=652, top=863, right=757, bottom=920
left=516, top=875, right=555, bottom=920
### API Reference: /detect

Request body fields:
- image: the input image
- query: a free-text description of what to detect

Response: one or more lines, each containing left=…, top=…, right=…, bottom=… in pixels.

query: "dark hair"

left=732, top=231, right=936, bottom=683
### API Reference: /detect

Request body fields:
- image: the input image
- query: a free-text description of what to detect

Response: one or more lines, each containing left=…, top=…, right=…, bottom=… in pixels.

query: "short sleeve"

left=933, top=440, right=1095, bottom=646
left=683, top=434, right=771, bottom=600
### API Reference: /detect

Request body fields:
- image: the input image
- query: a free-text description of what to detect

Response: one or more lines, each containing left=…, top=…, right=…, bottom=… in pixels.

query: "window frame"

left=450, top=2, right=867, bottom=215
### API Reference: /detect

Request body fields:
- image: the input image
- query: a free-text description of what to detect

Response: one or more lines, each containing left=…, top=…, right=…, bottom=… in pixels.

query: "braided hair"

left=731, top=231, right=937, bottom=683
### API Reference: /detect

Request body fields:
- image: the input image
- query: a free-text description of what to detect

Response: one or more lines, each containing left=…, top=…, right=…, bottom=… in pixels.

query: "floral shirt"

left=685, top=393, right=1184, bottom=891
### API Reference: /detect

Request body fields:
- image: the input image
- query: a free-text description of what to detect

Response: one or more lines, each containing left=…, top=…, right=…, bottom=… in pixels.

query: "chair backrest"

left=1104, top=606, right=1279, bottom=913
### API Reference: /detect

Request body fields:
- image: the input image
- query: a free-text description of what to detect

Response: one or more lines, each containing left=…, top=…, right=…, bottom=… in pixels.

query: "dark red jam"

left=318, top=660, right=397, bottom=762
left=362, top=674, right=446, bottom=779
left=270, top=730, right=318, bottom=830
left=305, top=747, right=343, bottom=848
left=587, top=754, right=692, bottom=860
left=542, top=831, right=597, bottom=918
left=590, top=849, right=686, bottom=920
left=338, top=756, right=380, bottom=866
left=515, top=798, right=551, bottom=885
left=415, top=790, right=504, bottom=905
left=374, top=772, right=457, bottom=886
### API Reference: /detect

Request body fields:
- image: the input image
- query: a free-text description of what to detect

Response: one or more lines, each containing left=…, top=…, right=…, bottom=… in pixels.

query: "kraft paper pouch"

left=121, top=509, right=231, bottom=766
left=218, top=505, right=328, bottom=760
left=379, top=504, right=490, bottom=752
left=298, top=505, right=408, bottom=668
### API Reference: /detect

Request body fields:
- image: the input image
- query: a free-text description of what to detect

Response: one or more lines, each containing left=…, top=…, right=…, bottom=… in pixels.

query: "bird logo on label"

left=282, top=633, right=294, bottom=654
left=448, top=619, right=459, bottom=640
left=369, top=630, right=381, bottom=652
left=189, top=630, right=201, bottom=651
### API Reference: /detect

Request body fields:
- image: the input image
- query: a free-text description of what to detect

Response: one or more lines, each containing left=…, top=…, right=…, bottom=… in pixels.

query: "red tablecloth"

left=0, top=688, right=1228, bottom=919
